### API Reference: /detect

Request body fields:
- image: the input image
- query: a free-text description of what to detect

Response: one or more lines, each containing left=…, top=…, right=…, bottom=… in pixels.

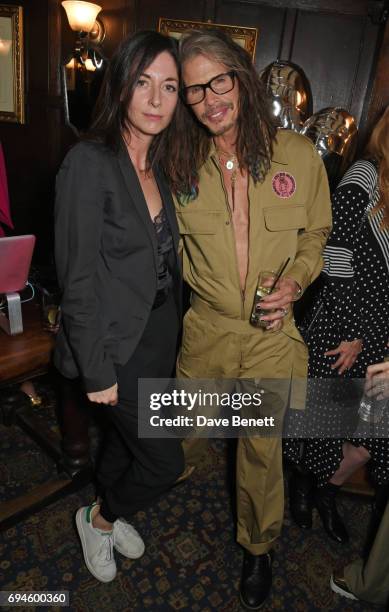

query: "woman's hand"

left=324, top=339, right=362, bottom=374
left=87, top=383, right=118, bottom=406
left=364, top=360, right=389, bottom=400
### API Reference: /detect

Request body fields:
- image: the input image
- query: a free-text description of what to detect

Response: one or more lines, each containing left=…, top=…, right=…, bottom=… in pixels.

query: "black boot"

left=289, top=468, right=315, bottom=529
left=315, top=483, right=349, bottom=544
left=239, top=550, right=272, bottom=610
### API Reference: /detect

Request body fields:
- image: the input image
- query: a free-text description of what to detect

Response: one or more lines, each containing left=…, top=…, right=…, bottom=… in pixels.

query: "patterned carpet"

left=0, top=379, right=385, bottom=612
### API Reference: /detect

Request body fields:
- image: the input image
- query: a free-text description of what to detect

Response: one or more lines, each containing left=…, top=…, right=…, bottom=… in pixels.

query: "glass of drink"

left=250, top=270, right=277, bottom=328
left=41, top=289, right=61, bottom=333
left=358, top=354, right=389, bottom=424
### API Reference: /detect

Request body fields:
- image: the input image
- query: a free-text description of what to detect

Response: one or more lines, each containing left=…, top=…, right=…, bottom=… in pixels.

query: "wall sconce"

left=62, top=1, right=105, bottom=68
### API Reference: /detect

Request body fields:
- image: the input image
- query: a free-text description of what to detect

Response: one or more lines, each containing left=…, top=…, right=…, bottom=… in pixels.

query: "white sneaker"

left=330, top=572, right=358, bottom=600
left=113, top=518, right=145, bottom=559
left=76, top=505, right=117, bottom=582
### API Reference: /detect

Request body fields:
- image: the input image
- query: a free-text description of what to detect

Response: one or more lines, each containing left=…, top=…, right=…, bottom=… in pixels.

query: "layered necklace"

left=216, top=148, right=239, bottom=211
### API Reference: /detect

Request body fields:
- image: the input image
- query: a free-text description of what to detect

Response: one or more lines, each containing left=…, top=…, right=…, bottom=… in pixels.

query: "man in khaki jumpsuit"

left=176, top=30, right=332, bottom=609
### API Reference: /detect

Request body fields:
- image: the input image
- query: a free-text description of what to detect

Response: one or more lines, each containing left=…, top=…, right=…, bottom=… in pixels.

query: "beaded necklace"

left=216, top=148, right=239, bottom=211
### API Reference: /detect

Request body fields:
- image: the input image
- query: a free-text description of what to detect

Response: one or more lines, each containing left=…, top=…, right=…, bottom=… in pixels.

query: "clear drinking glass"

left=358, top=355, right=389, bottom=424
left=250, top=270, right=277, bottom=329
left=41, top=289, right=61, bottom=333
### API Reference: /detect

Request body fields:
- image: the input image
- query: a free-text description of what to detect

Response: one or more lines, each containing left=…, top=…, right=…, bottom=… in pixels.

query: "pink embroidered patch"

left=272, top=172, right=296, bottom=198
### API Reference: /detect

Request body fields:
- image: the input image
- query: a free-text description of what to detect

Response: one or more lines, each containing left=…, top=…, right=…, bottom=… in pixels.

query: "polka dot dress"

left=284, top=160, right=389, bottom=486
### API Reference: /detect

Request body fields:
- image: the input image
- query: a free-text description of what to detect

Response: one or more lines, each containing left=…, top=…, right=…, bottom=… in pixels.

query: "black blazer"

left=54, top=140, right=182, bottom=392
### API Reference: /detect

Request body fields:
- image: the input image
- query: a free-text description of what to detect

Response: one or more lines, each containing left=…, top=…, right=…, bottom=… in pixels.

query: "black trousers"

left=97, top=292, right=184, bottom=522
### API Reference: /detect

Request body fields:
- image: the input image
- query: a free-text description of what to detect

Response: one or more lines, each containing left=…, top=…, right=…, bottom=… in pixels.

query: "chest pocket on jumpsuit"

left=263, top=205, right=307, bottom=263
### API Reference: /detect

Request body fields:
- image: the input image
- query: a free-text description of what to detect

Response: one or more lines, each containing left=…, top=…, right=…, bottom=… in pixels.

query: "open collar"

left=208, top=131, right=288, bottom=166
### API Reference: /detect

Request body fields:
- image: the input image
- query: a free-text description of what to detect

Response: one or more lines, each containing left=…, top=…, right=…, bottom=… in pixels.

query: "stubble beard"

left=201, top=101, right=236, bottom=137
left=209, top=120, right=236, bottom=136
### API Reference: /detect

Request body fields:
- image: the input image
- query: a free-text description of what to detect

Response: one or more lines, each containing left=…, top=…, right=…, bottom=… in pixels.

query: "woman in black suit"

left=54, top=31, right=185, bottom=583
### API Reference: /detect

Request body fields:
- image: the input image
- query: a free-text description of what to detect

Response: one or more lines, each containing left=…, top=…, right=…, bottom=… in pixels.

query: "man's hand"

left=258, top=277, right=299, bottom=326
left=364, top=360, right=389, bottom=400
left=324, top=339, right=362, bottom=375
left=266, top=318, right=284, bottom=332
left=87, top=383, right=118, bottom=406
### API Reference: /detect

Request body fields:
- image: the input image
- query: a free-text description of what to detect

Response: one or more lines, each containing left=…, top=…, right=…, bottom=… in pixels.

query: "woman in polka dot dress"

left=285, top=108, right=389, bottom=543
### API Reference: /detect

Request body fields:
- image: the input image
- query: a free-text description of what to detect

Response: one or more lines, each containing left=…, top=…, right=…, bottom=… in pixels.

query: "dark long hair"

left=365, top=106, right=389, bottom=230
left=166, top=29, right=277, bottom=197
left=87, top=30, right=182, bottom=172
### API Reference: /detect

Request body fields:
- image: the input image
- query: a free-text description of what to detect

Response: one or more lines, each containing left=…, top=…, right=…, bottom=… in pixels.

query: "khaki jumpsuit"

left=175, top=129, right=332, bottom=555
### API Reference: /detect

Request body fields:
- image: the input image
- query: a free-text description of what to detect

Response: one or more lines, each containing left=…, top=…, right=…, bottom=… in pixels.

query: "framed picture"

left=0, top=5, right=25, bottom=124
left=157, top=18, right=258, bottom=61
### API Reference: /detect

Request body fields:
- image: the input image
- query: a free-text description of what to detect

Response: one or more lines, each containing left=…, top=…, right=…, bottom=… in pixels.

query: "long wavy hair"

left=365, top=106, right=389, bottom=230
left=166, top=29, right=277, bottom=197
left=86, top=30, right=185, bottom=173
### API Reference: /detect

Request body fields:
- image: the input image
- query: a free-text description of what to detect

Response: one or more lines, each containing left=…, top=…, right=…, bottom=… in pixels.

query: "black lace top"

left=152, top=207, right=174, bottom=292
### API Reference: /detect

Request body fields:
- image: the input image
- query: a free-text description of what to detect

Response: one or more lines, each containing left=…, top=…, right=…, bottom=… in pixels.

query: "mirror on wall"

left=60, top=0, right=107, bottom=134
left=61, top=52, right=106, bottom=135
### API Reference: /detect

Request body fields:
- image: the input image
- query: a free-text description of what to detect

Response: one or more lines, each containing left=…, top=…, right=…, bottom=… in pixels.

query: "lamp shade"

left=62, top=1, right=102, bottom=32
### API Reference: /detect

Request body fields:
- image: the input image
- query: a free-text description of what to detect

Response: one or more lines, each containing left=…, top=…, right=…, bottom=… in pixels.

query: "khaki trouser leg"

left=236, top=330, right=295, bottom=554
left=180, top=380, right=235, bottom=467
left=344, top=501, right=389, bottom=605
left=236, top=436, right=284, bottom=554
left=177, top=302, right=301, bottom=553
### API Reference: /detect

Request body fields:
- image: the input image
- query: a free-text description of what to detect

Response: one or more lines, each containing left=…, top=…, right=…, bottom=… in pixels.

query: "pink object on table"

left=0, top=235, right=35, bottom=293
left=0, top=142, right=14, bottom=236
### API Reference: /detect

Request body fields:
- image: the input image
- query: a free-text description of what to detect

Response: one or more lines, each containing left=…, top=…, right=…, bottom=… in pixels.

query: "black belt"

left=152, top=287, right=170, bottom=309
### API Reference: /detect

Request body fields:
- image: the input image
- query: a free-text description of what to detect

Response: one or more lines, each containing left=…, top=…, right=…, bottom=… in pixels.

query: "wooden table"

left=0, top=302, right=55, bottom=384
left=0, top=302, right=92, bottom=531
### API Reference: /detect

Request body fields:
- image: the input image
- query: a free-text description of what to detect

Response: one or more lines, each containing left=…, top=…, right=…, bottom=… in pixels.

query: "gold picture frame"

left=0, top=5, right=25, bottom=124
left=157, top=18, right=258, bottom=60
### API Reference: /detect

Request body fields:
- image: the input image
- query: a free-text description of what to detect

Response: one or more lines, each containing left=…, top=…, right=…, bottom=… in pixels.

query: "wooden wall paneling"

left=279, top=8, right=298, bottom=60
left=134, top=0, right=209, bottom=32
left=99, top=0, right=137, bottom=57
left=24, top=1, right=47, bottom=94
left=205, top=0, right=217, bottom=22
left=214, top=0, right=287, bottom=69
left=48, top=0, right=63, bottom=175
left=347, top=15, right=382, bottom=136
left=225, top=0, right=382, bottom=17
left=290, top=9, right=376, bottom=124
left=44, top=0, right=64, bottom=259
left=359, top=10, right=389, bottom=148
left=122, top=0, right=137, bottom=37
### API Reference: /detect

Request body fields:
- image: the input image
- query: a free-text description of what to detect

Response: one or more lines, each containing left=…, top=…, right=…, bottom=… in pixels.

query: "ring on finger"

left=280, top=307, right=288, bottom=317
